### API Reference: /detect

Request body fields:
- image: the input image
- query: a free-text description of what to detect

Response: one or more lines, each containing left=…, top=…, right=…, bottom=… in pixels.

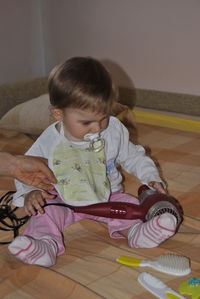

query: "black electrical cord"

left=0, top=191, right=29, bottom=245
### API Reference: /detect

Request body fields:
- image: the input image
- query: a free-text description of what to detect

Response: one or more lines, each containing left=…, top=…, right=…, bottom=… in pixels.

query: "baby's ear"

left=50, top=106, right=64, bottom=121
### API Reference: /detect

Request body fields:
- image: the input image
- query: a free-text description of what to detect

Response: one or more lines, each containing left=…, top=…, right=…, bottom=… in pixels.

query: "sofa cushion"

left=0, top=94, right=54, bottom=135
left=0, top=93, right=136, bottom=140
left=0, top=77, right=48, bottom=118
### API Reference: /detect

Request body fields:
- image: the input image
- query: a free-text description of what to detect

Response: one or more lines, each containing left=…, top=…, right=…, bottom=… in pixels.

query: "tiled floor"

left=0, top=124, right=199, bottom=298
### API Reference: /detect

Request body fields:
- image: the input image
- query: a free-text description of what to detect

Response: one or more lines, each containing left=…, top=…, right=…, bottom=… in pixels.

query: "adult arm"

left=0, top=152, right=56, bottom=190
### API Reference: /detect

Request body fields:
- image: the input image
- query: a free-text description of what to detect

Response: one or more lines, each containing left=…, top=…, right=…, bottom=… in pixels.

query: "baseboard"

left=134, top=108, right=200, bottom=133
left=118, top=87, right=200, bottom=117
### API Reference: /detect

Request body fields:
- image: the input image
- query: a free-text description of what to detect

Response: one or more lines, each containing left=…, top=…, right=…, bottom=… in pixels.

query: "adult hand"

left=11, top=155, right=57, bottom=190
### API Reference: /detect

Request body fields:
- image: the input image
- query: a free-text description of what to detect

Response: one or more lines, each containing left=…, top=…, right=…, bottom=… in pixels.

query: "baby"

left=8, top=57, right=177, bottom=267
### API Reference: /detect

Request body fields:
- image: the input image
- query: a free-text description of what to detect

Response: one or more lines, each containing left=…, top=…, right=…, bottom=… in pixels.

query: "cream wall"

left=0, top=0, right=200, bottom=96
left=41, top=0, right=200, bottom=96
left=0, top=0, right=45, bottom=84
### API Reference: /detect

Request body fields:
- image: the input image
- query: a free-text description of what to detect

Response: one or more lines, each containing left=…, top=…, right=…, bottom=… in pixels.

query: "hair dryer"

left=0, top=185, right=183, bottom=244
left=44, top=185, right=183, bottom=227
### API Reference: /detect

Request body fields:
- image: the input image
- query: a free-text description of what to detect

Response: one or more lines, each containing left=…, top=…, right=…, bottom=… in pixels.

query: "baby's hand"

left=148, top=181, right=166, bottom=194
left=24, top=190, right=55, bottom=216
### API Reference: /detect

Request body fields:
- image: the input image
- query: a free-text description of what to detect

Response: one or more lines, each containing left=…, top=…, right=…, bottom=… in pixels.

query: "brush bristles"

left=157, top=254, right=191, bottom=275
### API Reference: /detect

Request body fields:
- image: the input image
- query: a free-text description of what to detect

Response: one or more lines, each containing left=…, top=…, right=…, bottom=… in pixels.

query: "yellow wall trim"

left=134, top=109, right=200, bottom=133
left=118, top=109, right=200, bottom=133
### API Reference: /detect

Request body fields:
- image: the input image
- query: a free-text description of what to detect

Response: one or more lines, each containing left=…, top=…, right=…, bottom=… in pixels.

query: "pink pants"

left=23, top=192, right=140, bottom=255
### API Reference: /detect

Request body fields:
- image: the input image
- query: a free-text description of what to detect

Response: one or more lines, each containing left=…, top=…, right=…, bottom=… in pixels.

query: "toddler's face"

left=62, top=108, right=109, bottom=141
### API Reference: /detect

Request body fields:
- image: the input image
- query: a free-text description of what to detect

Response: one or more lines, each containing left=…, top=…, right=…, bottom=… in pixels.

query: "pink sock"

left=128, top=213, right=177, bottom=248
left=8, top=236, right=58, bottom=267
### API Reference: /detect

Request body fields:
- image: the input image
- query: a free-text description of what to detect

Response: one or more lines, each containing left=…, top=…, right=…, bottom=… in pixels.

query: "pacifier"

left=83, top=132, right=105, bottom=152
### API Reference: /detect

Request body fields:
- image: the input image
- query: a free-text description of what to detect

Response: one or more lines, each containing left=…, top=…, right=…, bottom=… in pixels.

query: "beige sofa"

left=0, top=78, right=56, bottom=136
left=0, top=78, right=48, bottom=118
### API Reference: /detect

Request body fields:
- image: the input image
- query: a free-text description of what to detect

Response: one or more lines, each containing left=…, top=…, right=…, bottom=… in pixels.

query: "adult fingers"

left=36, top=181, right=55, bottom=191
left=37, top=158, right=57, bottom=184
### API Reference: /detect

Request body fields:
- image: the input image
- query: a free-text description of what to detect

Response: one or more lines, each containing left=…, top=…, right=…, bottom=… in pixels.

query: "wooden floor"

left=0, top=123, right=200, bottom=299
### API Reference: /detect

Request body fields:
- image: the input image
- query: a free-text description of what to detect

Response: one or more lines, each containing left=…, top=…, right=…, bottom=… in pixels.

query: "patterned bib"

left=51, top=126, right=110, bottom=206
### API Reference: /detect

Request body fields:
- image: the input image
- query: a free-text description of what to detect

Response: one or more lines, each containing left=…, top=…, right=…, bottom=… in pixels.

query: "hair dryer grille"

left=145, top=200, right=182, bottom=227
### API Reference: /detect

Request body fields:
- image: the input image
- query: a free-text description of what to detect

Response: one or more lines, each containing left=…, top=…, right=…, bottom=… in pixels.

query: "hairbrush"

left=44, top=185, right=183, bottom=227
left=117, top=253, right=191, bottom=276
left=138, top=272, right=186, bottom=299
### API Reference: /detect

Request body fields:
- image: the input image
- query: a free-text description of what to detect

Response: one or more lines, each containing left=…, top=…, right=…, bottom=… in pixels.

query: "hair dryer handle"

left=74, top=202, right=144, bottom=220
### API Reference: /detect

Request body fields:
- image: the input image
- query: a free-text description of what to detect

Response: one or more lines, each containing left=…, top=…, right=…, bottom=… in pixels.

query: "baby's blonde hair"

left=48, top=57, right=115, bottom=115
left=48, top=56, right=136, bottom=142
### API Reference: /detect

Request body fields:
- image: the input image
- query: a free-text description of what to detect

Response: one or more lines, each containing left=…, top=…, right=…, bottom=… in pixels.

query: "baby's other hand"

left=148, top=181, right=166, bottom=194
left=24, top=190, right=55, bottom=216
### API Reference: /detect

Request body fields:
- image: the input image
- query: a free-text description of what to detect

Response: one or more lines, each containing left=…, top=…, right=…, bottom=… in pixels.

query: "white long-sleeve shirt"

left=13, top=116, right=163, bottom=207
